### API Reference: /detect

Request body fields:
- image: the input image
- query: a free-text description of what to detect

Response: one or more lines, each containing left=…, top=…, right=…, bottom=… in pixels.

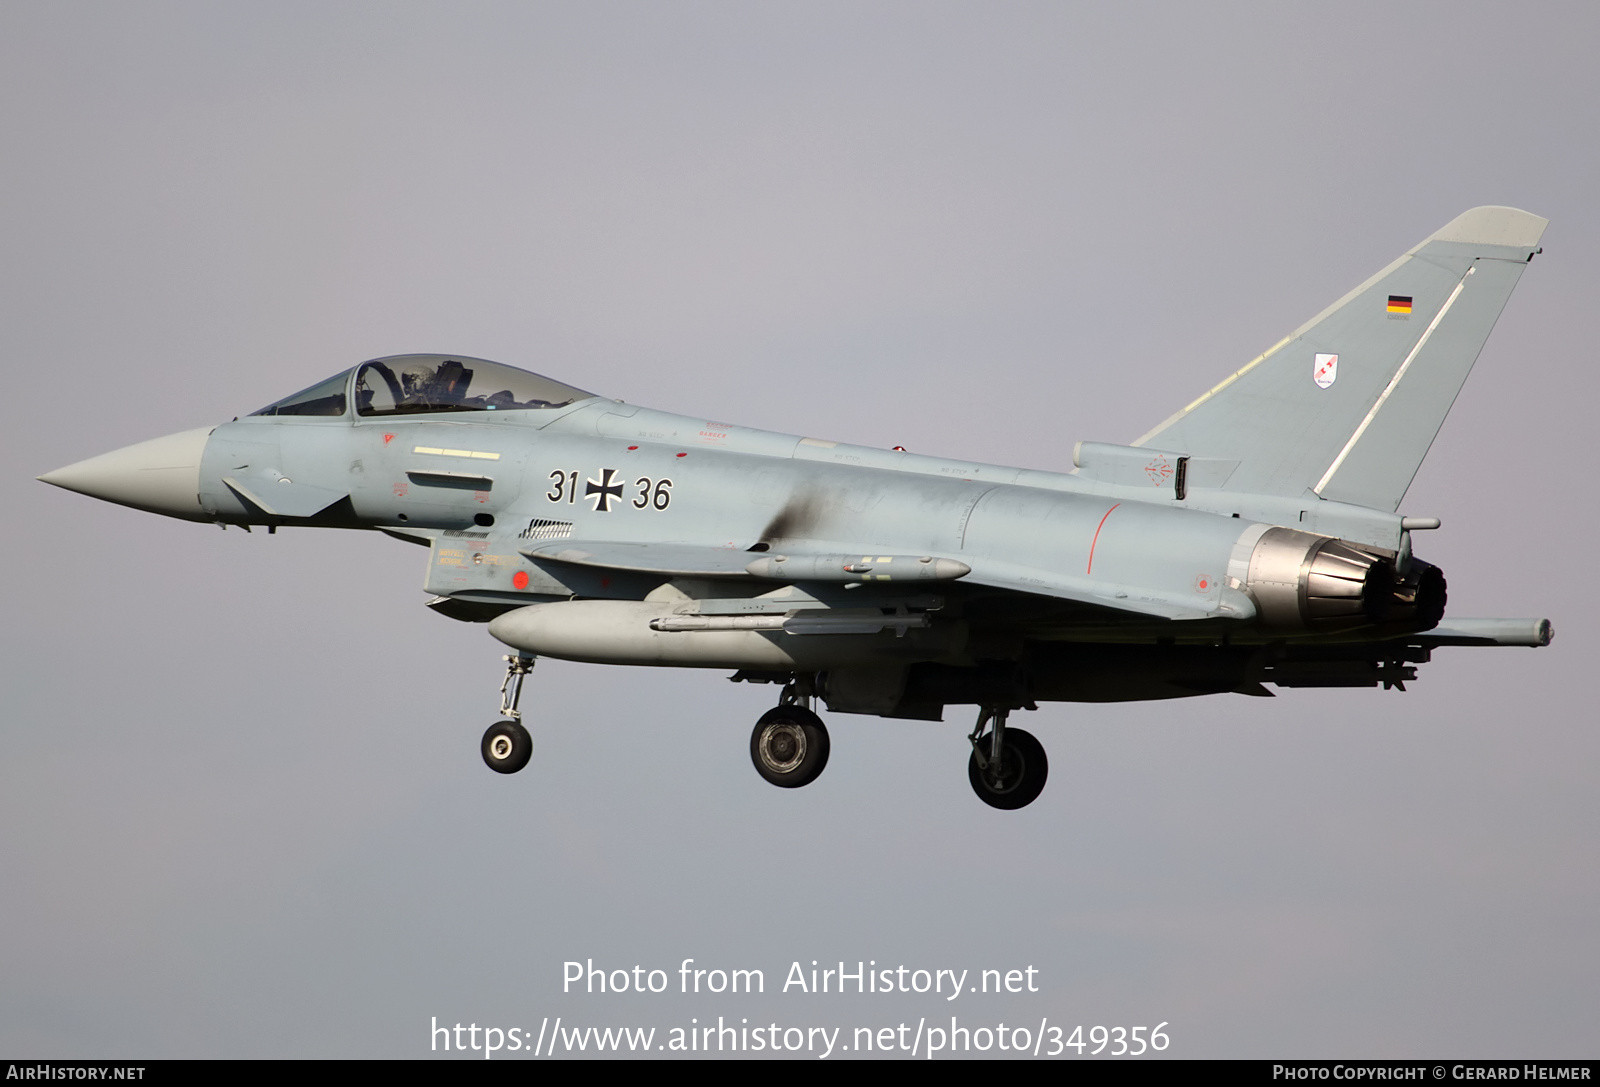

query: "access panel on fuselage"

left=347, top=418, right=532, bottom=530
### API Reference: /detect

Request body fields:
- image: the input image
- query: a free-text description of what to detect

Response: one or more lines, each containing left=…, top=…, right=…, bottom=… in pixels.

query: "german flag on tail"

left=1387, top=295, right=1413, bottom=314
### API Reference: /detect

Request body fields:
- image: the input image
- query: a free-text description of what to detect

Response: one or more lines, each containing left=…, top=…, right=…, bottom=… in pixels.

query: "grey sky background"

left=2, top=2, right=1596, bottom=1058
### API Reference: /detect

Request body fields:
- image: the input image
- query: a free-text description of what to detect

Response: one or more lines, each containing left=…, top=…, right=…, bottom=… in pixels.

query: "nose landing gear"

left=481, top=654, right=536, bottom=774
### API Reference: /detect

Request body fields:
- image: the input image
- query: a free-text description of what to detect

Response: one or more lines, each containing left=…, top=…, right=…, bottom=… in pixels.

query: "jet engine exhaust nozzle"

left=1244, top=527, right=1395, bottom=634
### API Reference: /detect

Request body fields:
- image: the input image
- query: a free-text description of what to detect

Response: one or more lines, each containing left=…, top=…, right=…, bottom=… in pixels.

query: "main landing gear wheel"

left=968, top=726, right=1047, bottom=810
left=482, top=719, right=532, bottom=774
left=750, top=705, right=830, bottom=788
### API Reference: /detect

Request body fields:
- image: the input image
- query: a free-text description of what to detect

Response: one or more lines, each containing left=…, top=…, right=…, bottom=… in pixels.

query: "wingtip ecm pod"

left=1137, top=206, right=1547, bottom=513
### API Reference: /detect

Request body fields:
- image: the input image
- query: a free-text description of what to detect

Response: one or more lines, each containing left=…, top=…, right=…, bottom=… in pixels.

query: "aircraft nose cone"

left=38, top=426, right=214, bottom=521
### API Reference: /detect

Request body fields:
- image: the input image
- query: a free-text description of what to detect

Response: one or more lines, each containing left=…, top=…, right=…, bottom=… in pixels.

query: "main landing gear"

left=482, top=654, right=535, bottom=774
left=967, top=705, right=1048, bottom=810
left=484, top=662, right=1047, bottom=808
left=749, top=677, right=830, bottom=788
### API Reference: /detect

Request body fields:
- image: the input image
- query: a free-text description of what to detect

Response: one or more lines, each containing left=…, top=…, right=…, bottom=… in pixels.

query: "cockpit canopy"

left=250, top=355, right=595, bottom=418
left=353, top=355, right=594, bottom=415
left=251, top=370, right=353, bottom=417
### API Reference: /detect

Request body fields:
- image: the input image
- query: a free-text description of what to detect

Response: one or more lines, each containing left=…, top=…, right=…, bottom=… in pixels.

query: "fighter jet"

left=38, top=206, right=1553, bottom=809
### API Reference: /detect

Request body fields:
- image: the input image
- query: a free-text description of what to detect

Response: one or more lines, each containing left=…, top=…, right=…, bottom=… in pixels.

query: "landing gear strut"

left=482, top=654, right=535, bottom=774
left=967, top=705, right=1047, bottom=809
left=749, top=676, right=830, bottom=788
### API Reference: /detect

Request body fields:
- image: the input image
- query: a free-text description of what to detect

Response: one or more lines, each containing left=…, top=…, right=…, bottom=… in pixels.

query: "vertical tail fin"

left=1135, top=206, right=1546, bottom=511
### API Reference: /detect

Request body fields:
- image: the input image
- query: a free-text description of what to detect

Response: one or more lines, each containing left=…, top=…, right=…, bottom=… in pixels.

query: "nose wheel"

left=482, top=719, right=532, bottom=774
left=482, top=654, right=536, bottom=774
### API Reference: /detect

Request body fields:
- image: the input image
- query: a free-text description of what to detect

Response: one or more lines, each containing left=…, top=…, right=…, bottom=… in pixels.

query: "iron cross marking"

left=584, top=468, right=624, bottom=512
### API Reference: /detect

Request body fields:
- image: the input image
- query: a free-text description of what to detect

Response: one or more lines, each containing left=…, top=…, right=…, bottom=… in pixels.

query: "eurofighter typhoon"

left=39, top=207, right=1553, bottom=809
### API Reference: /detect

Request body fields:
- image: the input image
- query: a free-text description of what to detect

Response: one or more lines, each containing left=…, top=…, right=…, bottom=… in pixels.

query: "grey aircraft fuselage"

left=38, top=205, right=1556, bottom=807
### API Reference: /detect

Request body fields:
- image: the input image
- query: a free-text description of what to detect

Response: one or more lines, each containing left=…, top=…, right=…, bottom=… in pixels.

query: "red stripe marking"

left=1087, top=503, right=1121, bottom=574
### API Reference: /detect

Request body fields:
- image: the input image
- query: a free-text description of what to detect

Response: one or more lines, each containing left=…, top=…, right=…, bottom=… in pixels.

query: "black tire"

left=749, top=706, right=830, bottom=788
left=968, top=726, right=1047, bottom=809
left=482, top=719, right=532, bottom=774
